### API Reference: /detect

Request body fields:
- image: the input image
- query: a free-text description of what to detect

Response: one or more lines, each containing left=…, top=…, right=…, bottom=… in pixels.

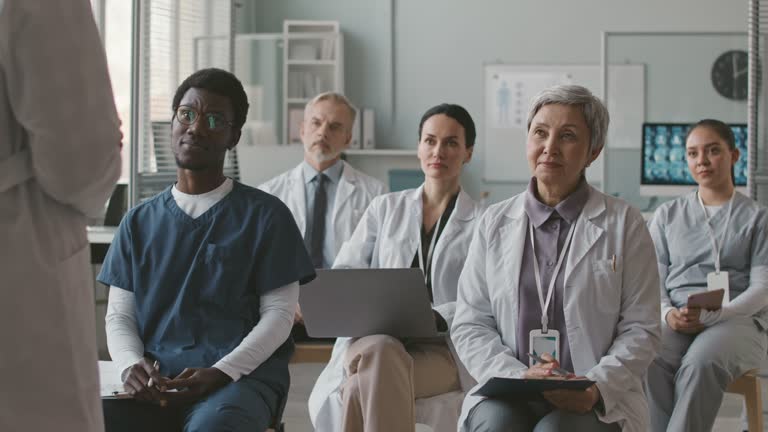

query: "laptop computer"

left=299, top=268, right=439, bottom=338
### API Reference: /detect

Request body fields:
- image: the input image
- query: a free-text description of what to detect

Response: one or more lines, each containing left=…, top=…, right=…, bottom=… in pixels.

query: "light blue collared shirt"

left=302, top=159, right=344, bottom=268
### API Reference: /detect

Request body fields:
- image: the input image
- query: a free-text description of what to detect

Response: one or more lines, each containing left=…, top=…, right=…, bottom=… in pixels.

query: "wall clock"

left=711, top=50, right=749, bottom=101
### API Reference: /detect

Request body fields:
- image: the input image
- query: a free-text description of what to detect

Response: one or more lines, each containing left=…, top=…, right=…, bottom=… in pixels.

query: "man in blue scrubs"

left=98, top=68, right=315, bottom=432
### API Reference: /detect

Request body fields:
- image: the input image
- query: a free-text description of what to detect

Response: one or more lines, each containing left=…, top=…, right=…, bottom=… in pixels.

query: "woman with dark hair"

left=309, top=104, right=485, bottom=432
left=645, top=119, right=768, bottom=432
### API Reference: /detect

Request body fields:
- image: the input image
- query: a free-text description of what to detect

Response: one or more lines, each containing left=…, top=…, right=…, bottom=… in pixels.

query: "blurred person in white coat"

left=0, top=0, right=122, bottom=430
left=309, top=104, right=484, bottom=432
left=259, top=92, right=385, bottom=340
left=452, top=85, right=660, bottom=432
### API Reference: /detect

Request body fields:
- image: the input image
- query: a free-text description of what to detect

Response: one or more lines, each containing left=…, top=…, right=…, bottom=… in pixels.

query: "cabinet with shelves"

left=283, top=20, right=344, bottom=144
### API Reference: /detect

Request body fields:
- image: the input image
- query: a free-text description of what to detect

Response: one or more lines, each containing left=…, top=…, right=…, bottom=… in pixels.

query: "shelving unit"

left=283, top=20, right=344, bottom=144
left=343, top=149, right=420, bottom=187
left=286, top=59, right=336, bottom=65
left=344, top=149, right=416, bottom=157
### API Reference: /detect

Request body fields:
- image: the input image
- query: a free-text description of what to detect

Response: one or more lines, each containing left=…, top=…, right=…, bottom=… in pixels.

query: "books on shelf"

left=350, top=108, right=362, bottom=149
left=320, top=37, right=335, bottom=60
left=288, top=71, right=325, bottom=99
left=362, top=108, right=375, bottom=149
left=288, top=108, right=304, bottom=144
left=287, top=71, right=327, bottom=99
left=291, top=42, right=318, bottom=60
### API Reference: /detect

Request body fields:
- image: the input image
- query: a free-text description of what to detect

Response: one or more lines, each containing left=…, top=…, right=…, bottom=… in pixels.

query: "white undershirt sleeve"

left=700, top=266, right=768, bottom=326
left=105, top=286, right=145, bottom=382
left=658, top=263, right=676, bottom=324
left=213, top=282, right=299, bottom=381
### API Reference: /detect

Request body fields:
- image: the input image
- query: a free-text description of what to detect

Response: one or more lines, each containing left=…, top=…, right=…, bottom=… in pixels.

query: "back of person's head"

left=686, top=119, right=736, bottom=150
left=172, top=68, right=249, bottom=130
left=418, top=103, right=477, bottom=148
left=526, top=84, right=610, bottom=154
left=304, top=92, right=357, bottom=124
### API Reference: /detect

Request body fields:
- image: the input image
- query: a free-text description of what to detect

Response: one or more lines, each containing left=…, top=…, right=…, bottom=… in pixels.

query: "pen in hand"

left=147, top=360, right=159, bottom=388
left=146, top=360, right=168, bottom=407
left=527, top=352, right=570, bottom=377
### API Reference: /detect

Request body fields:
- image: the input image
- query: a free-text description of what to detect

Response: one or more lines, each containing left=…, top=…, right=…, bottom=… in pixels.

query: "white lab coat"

left=308, top=185, right=484, bottom=432
left=452, top=186, right=660, bottom=432
left=259, top=160, right=386, bottom=260
left=0, top=1, right=122, bottom=431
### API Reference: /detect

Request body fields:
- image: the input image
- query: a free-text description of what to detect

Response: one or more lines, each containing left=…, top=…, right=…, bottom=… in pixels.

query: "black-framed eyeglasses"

left=175, top=106, right=234, bottom=132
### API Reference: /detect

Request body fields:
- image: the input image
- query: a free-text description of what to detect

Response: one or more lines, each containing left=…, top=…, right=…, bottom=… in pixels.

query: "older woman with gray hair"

left=451, top=84, right=661, bottom=432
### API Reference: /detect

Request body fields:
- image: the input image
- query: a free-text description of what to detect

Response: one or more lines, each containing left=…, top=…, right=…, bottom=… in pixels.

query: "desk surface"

left=88, top=226, right=117, bottom=244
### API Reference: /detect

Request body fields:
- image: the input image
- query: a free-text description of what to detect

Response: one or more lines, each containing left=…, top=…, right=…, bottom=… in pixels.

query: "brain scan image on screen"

left=642, top=123, right=748, bottom=187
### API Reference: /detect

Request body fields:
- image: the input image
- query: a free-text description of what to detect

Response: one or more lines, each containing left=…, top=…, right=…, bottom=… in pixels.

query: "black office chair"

left=104, top=183, right=128, bottom=226
left=267, top=393, right=287, bottom=432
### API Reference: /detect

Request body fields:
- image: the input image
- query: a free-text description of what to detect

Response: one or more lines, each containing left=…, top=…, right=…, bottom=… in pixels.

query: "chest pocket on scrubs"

left=198, top=243, right=238, bottom=307
left=591, top=257, right=622, bottom=314
left=725, top=228, right=753, bottom=270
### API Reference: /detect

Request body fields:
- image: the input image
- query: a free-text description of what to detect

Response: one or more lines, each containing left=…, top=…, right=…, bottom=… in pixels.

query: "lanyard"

left=417, top=218, right=441, bottom=285
left=696, top=191, right=734, bottom=274
left=530, top=221, right=576, bottom=333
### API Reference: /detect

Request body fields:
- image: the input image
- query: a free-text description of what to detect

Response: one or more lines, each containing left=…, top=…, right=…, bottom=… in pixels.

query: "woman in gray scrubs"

left=645, top=119, right=768, bottom=432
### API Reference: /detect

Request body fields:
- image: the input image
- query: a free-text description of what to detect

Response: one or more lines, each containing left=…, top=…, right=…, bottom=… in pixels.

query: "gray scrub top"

left=649, top=191, right=768, bottom=324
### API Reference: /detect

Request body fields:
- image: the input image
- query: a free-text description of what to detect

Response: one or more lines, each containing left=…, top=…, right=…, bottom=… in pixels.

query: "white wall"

left=240, top=0, right=748, bottom=207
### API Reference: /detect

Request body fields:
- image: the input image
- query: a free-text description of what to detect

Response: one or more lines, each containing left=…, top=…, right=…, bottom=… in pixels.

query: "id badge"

left=529, top=329, right=560, bottom=366
left=707, top=271, right=730, bottom=304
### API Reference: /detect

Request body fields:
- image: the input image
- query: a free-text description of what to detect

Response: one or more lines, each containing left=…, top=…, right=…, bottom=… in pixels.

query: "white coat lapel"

left=288, top=165, right=307, bottom=236
left=430, top=189, right=474, bottom=283
left=331, top=163, right=357, bottom=257
left=564, top=187, right=605, bottom=281
left=498, top=197, right=527, bottom=322
left=334, top=161, right=356, bottom=213
left=400, top=186, right=423, bottom=268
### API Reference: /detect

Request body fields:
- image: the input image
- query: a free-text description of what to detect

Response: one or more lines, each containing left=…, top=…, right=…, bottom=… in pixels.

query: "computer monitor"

left=640, top=122, right=748, bottom=196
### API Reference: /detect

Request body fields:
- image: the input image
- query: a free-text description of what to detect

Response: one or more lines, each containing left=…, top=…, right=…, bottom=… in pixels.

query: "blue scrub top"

left=98, top=181, right=315, bottom=392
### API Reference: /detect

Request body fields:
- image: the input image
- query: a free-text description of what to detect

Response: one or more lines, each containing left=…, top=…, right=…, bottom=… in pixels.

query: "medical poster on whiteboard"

left=490, top=72, right=570, bottom=129
left=483, top=64, right=644, bottom=183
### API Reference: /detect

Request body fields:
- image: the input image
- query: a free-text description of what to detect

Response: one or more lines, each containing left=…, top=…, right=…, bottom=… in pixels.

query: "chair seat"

left=725, top=370, right=762, bottom=432
left=727, top=370, right=757, bottom=394
left=291, top=342, right=334, bottom=363
left=268, top=343, right=335, bottom=431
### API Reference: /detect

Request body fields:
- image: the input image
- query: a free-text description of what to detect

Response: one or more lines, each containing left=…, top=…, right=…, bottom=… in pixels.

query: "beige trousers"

left=341, top=335, right=461, bottom=432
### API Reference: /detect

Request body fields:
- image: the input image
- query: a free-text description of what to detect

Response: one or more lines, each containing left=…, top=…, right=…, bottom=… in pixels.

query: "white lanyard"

left=530, top=221, right=576, bottom=333
left=696, top=191, right=734, bottom=274
left=417, top=219, right=441, bottom=285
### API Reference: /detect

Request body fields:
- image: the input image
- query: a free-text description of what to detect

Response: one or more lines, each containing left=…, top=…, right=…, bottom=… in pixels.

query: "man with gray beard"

left=259, top=92, right=385, bottom=339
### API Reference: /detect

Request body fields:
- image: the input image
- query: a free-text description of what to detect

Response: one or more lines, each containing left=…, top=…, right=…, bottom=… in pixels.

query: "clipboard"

left=687, top=289, right=724, bottom=310
left=102, top=391, right=134, bottom=400
left=99, top=360, right=177, bottom=400
left=473, top=377, right=595, bottom=399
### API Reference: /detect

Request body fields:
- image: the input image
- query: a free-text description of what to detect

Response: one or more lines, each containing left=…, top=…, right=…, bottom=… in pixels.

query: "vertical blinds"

left=136, top=0, right=236, bottom=202
left=748, top=0, right=767, bottom=203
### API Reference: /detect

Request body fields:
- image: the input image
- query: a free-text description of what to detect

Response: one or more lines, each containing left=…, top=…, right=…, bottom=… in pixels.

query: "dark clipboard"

left=686, top=289, right=725, bottom=310
left=101, top=391, right=133, bottom=400
left=473, top=377, right=595, bottom=399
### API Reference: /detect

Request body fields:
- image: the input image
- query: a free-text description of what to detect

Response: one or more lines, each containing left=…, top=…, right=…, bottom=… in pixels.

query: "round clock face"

left=711, top=50, right=748, bottom=101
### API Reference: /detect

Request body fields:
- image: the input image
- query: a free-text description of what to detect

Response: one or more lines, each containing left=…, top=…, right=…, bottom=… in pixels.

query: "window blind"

left=135, top=0, right=236, bottom=203
left=748, top=0, right=767, bottom=203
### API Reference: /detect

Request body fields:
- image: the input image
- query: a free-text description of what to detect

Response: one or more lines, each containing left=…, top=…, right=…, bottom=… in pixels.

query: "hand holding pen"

left=525, top=352, right=574, bottom=379
left=123, top=357, right=168, bottom=406
left=525, top=353, right=599, bottom=413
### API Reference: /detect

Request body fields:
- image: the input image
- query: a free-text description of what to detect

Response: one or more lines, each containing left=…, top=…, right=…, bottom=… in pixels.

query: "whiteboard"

left=483, top=64, right=644, bottom=183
